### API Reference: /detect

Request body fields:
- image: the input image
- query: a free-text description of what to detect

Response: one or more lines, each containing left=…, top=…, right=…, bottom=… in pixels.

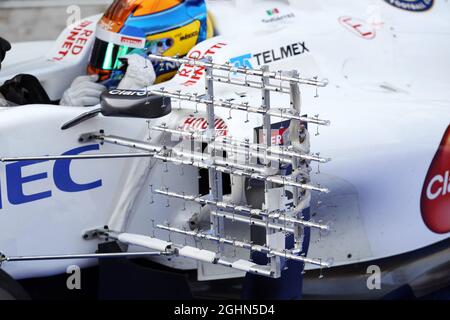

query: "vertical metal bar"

left=262, top=65, right=272, bottom=162
left=289, top=70, right=303, bottom=247
left=261, top=65, right=281, bottom=277
left=290, top=70, right=301, bottom=208
left=205, top=56, right=224, bottom=244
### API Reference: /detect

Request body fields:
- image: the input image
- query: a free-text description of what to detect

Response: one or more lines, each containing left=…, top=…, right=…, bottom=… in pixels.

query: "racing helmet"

left=88, top=0, right=214, bottom=87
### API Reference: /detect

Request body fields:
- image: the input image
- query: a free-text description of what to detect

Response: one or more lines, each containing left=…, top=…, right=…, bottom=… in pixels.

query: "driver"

left=60, top=0, right=214, bottom=107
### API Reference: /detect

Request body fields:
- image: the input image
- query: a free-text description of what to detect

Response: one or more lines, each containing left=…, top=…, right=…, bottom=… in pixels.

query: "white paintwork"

left=1, top=41, right=53, bottom=67
left=0, top=14, right=101, bottom=100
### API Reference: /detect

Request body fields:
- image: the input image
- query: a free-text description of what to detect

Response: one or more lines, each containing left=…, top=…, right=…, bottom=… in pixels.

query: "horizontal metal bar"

left=216, top=136, right=330, bottom=163
left=1, top=251, right=162, bottom=262
left=210, top=141, right=293, bottom=165
left=212, top=74, right=291, bottom=94
left=155, top=189, right=329, bottom=231
left=151, top=126, right=205, bottom=139
left=211, top=140, right=331, bottom=164
left=151, top=126, right=330, bottom=164
left=94, top=134, right=328, bottom=193
left=97, top=135, right=162, bottom=153
left=148, top=89, right=330, bottom=126
left=151, top=128, right=293, bottom=166
left=216, top=258, right=273, bottom=277
left=151, top=152, right=328, bottom=193
left=0, top=153, right=154, bottom=162
left=148, top=54, right=329, bottom=87
left=157, top=225, right=330, bottom=268
left=267, top=147, right=331, bottom=163
left=173, top=149, right=269, bottom=175
left=102, top=231, right=275, bottom=277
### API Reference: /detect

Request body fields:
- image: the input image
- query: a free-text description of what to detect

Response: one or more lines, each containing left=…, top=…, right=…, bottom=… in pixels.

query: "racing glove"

left=60, top=74, right=106, bottom=107
left=117, top=54, right=156, bottom=90
left=0, top=37, right=11, bottom=70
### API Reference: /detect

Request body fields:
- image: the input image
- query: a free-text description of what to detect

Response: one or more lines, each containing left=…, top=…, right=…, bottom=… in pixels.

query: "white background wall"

left=0, top=0, right=112, bottom=42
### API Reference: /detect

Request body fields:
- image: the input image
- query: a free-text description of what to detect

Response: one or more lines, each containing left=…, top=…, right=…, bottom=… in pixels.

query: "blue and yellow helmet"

left=88, top=0, right=213, bottom=86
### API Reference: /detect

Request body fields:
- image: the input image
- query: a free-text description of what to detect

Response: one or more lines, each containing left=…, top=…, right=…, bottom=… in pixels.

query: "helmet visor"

left=89, top=37, right=176, bottom=71
left=89, top=37, right=133, bottom=71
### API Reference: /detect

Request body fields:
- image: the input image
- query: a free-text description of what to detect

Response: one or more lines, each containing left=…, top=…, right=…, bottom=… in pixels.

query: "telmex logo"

left=421, top=126, right=450, bottom=234
left=384, top=0, right=433, bottom=12
left=229, top=42, right=309, bottom=69
left=0, top=145, right=102, bottom=209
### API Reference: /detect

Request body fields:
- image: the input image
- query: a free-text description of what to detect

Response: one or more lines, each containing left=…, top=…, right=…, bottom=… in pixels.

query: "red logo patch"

left=421, top=125, right=450, bottom=234
left=52, top=20, right=94, bottom=61
left=120, top=36, right=144, bottom=47
left=181, top=117, right=228, bottom=136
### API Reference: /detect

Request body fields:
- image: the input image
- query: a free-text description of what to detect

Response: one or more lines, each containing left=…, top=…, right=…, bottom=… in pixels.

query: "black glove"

left=0, top=74, right=51, bottom=105
left=0, top=37, right=11, bottom=70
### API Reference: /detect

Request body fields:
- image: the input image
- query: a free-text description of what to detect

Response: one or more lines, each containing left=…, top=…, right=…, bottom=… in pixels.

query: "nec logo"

left=421, top=126, right=450, bottom=234
left=0, top=144, right=102, bottom=209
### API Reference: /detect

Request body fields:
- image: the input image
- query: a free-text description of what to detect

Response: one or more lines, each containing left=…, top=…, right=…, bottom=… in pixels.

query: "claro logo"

left=0, top=144, right=102, bottom=209
left=421, top=126, right=450, bottom=234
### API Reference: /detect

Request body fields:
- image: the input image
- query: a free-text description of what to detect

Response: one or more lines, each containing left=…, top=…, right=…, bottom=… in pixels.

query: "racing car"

left=0, top=0, right=449, bottom=300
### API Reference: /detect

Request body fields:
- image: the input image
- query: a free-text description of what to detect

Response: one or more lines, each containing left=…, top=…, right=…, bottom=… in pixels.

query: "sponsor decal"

left=0, top=145, right=102, bottom=209
left=178, top=42, right=227, bottom=86
left=267, top=8, right=280, bottom=16
left=255, top=120, right=292, bottom=146
left=272, top=127, right=289, bottom=146
left=180, top=31, right=199, bottom=41
left=262, top=7, right=295, bottom=24
left=339, top=16, right=376, bottom=40
left=421, top=125, right=450, bottom=234
left=181, top=117, right=228, bottom=136
left=384, top=0, right=433, bottom=12
left=96, top=27, right=146, bottom=49
left=52, top=20, right=95, bottom=61
left=155, top=60, right=180, bottom=74
left=119, top=36, right=145, bottom=47
left=230, top=42, right=309, bottom=69
left=230, top=53, right=253, bottom=69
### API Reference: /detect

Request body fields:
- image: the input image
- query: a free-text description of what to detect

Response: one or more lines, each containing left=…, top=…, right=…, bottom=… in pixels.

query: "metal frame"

left=0, top=56, right=332, bottom=278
